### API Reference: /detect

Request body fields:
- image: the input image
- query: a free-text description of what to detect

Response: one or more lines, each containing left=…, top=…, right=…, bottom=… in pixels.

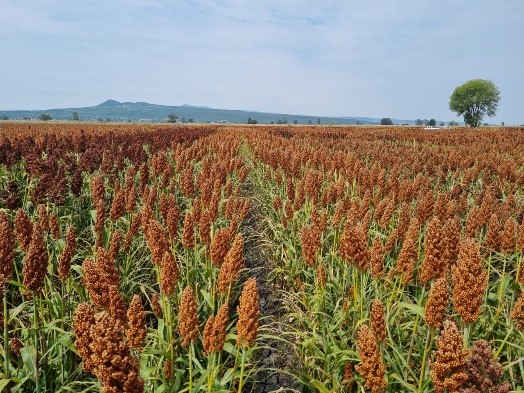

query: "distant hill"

left=0, top=99, right=417, bottom=125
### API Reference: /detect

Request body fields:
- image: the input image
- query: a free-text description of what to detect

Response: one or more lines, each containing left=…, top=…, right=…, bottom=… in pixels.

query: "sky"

left=1, top=0, right=523, bottom=124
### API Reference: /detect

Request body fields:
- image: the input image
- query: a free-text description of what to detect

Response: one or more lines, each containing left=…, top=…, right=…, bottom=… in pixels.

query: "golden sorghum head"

left=126, top=294, right=147, bottom=351
left=160, top=251, right=179, bottom=296
left=301, top=224, right=321, bottom=266
left=89, top=311, right=144, bottom=393
left=124, top=213, right=141, bottom=252
left=517, top=220, right=524, bottom=255
left=198, top=208, right=212, bottom=247
left=163, top=359, right=173, bottom=381
left=181, top=210, right=195, bottom=249
left=48, top=213, right=60, bottom=240
left=15, top=209, right=32, bottom=251
left=179, top=286, right=199, bottom=347
left=108, top=229, right=122, bottom=261
left=236, top=277, right=260, bottom=348
left=465, top=206, right=482, bottom=239
left=145, top=219, right=169, bottom=266
left=211, top=227, right=233, bottom=266
left=485, top=213, right=501, bottom=252
left=430, top=320, right=468, bottom=393
left=510, top=293, right=524, bottom=330
left=371, top=300, right=387, bottom=343
left=424, top=277, right=449, bottom=329
left=394, top=218, right=419, bottom=285
left=22, top=223, right=48, bottom=294
left=370, top=237, right=384, bottom=279
left=339, top=220, right=370, bottom=271
left=217, top=233, right=244, bottom=295
left=108, top=288, right=127, bottom=324
left=203, top=302, right=229, bottom=354
left=73, top=303, right=96, bottom=372
left=462, top=340, right=510, bottom=393
left=83, top=248, right=121, bottom=314
left=420, top=216, right=447, bottom=284
left=151, top=293, right=162, bottom=318
left=58, top=225, right=76, bottom=281
left=109, top=180, right=125, bottom=221
left=442, top=217, right=460, bottom=267
left=37, top=204, right=49, bottom=233
left=501, top=217, right=517, bottom=254
left=416, top=189, right=434, bottom=224
left=316, top=263, right=327, bottom=287
left=0, top=211, right=15, bottom=280
left=356, top=325, right=387, bottom=393
left=166, top=202, right=180, bottom=243
left=452, top=239, right=487, bottom=324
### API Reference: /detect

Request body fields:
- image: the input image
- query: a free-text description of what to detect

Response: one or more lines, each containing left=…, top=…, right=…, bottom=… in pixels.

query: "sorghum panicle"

left=462, top=340, right=510, bottom=393
left=0, top=211, right=15, bottom=280
left=236, top=277, right=260, bottom=348
left=430, top=320, right=468, bottom=393
left=371, top=300, right=387, bottom=343
left=424, top=277, right=449, bottom=329
left=160, top=251, right=179, bottom=296
left=179, top=286, right=199, bottom=347
left=58, top=225, right=76, bottom=281
left=356, top=325, right=387, bottom=393
left=510, top=293, right=524, bottom=330
left=211, top=227, right=232, bottom=266
left=420, top=216, right=447, bottom=284
left=452, top=239, right=487, bottom=324
left=126, top=294, right=147, bottom=351
left=15, top=209, right=32, bottom=251
left=22, top=223, right=48, bottom=294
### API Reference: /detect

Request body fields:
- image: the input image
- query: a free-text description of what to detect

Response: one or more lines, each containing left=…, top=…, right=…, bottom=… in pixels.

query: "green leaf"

left=310, top=379, right=331, bottom=393
left=20, top=346, right=37, bottom=375
left=0, top=379, right=12, bottom=391
left=398, top=302, right=424, bottom=318
left=58, top=332, right=77, bottom=354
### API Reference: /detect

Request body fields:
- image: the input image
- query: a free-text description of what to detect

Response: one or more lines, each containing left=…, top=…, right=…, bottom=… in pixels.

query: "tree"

left=449, top=120, right=458, bottom=126
left=167, top=114, right=178, bottom=123
left=247, top=118, right=257, bottom=124
left=317, top=117, right=320, bottom=125
left=72, top=111, right=80, bottom=121
left=1, top=115, right=8, bottom=120
left=416, top=119, right=423, bottom=126
left=429, top=118, right=436, bottom=126
left=440, top=122, right=445, bottom=127
left=380, top=118, right=393, bottom=125
left=39, top=114, right=52, bottom=121
left=449, top=79, right=500, bottom=127
left=293, top=120, right=298, bottom=124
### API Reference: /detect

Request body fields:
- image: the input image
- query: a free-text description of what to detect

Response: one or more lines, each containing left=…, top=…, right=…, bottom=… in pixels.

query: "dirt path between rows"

left=240, top=144, right=301, bottom=392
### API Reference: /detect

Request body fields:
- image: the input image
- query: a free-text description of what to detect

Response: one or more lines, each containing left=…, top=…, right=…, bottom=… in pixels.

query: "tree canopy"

left=449, top=79, right=500, bottom=127
left=380, top=118, right=393, bottom=125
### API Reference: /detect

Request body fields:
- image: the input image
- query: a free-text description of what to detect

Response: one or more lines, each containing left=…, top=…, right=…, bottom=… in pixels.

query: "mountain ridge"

left=0, top=99, right=419, bottom=125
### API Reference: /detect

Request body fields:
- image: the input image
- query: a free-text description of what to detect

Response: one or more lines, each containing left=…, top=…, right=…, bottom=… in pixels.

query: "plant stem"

left=188, top=341, right=194, bottom=393
left=34, top=294, right=40, bottom=393
left=3, top=292, right=9, bottom=380
left=417, top=328, right=433, bottom=393
left=237, top=347, right=246, bottom=393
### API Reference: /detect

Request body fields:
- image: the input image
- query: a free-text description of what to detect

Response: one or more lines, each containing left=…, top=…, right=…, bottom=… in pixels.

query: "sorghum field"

left=0, top=123, right=524, bottom=393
